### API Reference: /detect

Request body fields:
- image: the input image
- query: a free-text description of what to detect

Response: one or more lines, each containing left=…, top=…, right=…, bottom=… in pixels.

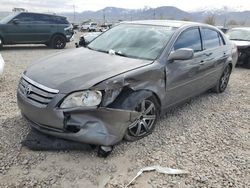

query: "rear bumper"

left=66, top=33, right=74, bottom=42
left=17, top=90, right=139, bottom=146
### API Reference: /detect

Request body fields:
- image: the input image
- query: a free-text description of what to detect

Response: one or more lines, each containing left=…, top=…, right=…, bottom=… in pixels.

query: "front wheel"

left=51, top=35, right=66, bottom=49
left=124, top=96, right=159, bottom=141
left=212, top=65, right=232, bottom=93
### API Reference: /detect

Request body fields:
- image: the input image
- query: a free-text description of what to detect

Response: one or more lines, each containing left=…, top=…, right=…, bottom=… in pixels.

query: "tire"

left=212, top=65, right=232, bottom=93
left=114, top=91, right=160, bottom=142
left=51, top=35, right=66, bottom=49
left=125, top=96, right=159, bottom=141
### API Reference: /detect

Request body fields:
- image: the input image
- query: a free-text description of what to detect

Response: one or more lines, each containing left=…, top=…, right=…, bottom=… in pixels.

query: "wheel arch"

left=109, top=87, right=162, bottom=113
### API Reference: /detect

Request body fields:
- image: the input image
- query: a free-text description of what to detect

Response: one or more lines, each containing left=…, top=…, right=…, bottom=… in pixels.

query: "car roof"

left=20, top=12, right=66, bottom=19
left=121, top=20, right=210, bottom=28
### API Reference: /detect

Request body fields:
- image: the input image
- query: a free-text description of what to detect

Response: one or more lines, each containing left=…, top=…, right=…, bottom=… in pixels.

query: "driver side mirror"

left=12, top=19, right=20, bottom=24
left=168, top=48, right=194, bottom=61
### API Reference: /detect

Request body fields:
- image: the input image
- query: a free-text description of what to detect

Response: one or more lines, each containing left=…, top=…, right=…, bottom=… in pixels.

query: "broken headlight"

left=60, top=90, right=102, bottom=108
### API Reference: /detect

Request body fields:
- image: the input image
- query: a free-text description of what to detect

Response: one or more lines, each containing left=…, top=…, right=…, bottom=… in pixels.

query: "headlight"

left=60, top=90, right=102, bottom=108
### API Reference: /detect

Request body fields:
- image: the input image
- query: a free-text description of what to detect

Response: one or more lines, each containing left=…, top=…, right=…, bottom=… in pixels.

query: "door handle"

left=204, top=52, right=213, bottom=56
left=199, top=60, right=205, bottom=65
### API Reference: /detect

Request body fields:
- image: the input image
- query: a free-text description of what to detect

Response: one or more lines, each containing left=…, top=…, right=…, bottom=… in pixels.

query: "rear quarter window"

left=53, top=17, right=69, bottom=24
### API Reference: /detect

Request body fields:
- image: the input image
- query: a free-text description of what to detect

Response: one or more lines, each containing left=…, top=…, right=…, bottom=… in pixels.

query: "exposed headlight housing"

left=60, top=90, right=102, bottom=108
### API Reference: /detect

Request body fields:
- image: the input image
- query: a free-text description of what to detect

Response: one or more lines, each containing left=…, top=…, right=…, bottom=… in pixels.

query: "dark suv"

left=0, top=12, right=74, bottom=49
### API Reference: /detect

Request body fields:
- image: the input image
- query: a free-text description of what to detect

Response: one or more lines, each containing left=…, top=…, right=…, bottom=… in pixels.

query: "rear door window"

left=201, top=28, right=221, bottom=49
left=174, top=28, right=202, bottom=52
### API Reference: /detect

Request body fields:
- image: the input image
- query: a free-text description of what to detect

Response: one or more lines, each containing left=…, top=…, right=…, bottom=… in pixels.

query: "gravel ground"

left=0, top=32, right=249, bottom=187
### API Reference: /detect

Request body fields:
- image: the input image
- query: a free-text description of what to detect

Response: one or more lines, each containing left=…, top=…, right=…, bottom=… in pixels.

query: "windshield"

left=88, top=24, right=176, bottom=60
left=227, top=29, right=250, bottom=41
left=0, top=13, right=18, bottom=24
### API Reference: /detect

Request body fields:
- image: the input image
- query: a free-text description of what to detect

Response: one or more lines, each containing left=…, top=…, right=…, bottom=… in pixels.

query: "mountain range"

left=1, top=6, right=250, bottom=26
left=62, top=6, right=250, bottom=26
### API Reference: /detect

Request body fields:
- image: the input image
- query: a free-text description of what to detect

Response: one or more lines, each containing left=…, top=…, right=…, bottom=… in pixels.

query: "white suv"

left=81, top=22, right=98, bottom=32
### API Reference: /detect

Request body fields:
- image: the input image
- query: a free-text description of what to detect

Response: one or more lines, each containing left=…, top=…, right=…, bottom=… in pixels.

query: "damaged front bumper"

left=17, top=91, right=139, bottom=146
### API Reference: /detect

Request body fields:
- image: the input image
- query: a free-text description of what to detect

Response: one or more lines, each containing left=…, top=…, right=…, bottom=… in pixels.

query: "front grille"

left=18, top=74, right=59, bottom=107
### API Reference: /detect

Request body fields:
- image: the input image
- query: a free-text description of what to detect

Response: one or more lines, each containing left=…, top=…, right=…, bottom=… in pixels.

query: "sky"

left=0, top=0, right=249, bottom=13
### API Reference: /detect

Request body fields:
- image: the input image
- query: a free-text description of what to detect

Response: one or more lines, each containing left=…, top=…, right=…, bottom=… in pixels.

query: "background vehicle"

left=217, top=26, right=229, bottom=33
left=71, top=23, right=79, bottom=30
left=0, top=53, right=4, bottom=76
left=0, top=12, right=74, bottom=49
left=98, top=23, right=112, bottom=32
left=81, top=22, right=98, bottom=32
left=76, top=32, right=101, bottom=47
left=17, top=20, right=235, bottom=157
left=227, top=27, right=250, bottom=68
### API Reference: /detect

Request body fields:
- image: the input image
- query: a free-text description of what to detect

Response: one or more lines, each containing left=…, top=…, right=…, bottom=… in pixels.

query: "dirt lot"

left=0, top=32, right=249, bottom=188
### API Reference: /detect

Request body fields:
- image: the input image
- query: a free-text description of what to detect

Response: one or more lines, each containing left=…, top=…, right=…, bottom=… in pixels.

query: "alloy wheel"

left=128, top=99, right=156, bottom=137
left=220, top=66, right=231, bottom=91
left=55, top=37, right=64, bottom=48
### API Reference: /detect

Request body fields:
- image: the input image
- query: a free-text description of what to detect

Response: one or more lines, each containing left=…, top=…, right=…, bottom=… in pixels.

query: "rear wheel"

left=51, top=35, right=66, bottom=49
left=212, top=65, right=231, bottom=93
left=124, top=96, right=159, bottom=141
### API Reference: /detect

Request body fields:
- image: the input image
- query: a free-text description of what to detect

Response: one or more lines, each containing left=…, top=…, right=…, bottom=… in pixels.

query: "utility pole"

left=73, top=5, right=76, bottom=23
left=103, top=10, right=106, bottom=24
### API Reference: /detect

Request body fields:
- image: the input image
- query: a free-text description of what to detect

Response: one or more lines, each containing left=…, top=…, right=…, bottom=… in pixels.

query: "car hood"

left=232, top=40, right=250, bottom=49
left=25, top=48, right=152, bottom=93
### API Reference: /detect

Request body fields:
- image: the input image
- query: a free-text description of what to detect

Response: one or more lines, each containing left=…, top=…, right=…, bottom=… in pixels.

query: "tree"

left=227, top=20, right=238, bottom=26
left=204, top=15, right=216, bottom=25
left=182, top=18, right=191, bottom=21
left=240, top=20, right=246, bottom=26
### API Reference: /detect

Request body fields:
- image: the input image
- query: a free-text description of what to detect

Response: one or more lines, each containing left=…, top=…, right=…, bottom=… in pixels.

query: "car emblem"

left=24, top=84, right=32, bottom=96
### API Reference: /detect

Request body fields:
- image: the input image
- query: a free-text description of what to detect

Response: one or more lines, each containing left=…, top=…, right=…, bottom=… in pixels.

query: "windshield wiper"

left=86, top=46, right=93, bottom=50
left=86, top=46, right=108, bottom=53
left=114, top=51, right=129, bottom=57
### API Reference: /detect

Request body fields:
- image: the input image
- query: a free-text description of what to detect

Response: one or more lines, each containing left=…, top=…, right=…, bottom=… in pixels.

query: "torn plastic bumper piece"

left=24, top=107, right=140, bottom=146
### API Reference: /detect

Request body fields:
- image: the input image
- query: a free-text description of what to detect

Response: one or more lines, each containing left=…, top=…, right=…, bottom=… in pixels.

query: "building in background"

left=12, top=8, right=27, bottom=12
